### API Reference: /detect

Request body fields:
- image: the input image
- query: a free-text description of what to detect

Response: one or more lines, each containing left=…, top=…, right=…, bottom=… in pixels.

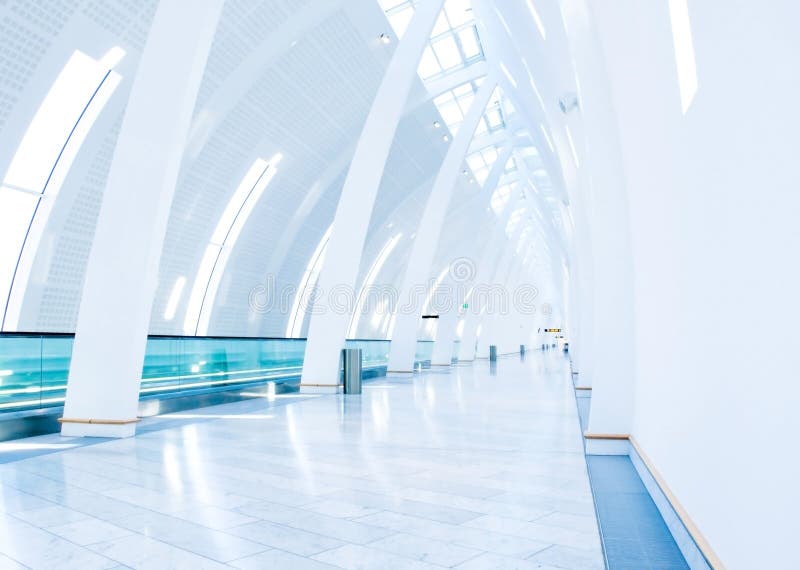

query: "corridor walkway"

left=0, top=352, right=603, bottom=569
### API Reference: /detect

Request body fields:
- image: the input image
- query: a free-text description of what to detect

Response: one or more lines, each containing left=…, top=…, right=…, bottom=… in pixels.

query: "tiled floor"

left=0, top=352, right=604, bottom=569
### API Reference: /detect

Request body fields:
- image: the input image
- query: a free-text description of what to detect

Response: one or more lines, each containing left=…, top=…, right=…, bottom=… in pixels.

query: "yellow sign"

left=544, top=328, right=562, bottom=333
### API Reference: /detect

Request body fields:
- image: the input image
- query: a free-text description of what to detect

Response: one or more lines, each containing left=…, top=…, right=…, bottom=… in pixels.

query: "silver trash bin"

left=342, top=348, right=362, bottom=394
left=489, top=345, right=497, bottom=362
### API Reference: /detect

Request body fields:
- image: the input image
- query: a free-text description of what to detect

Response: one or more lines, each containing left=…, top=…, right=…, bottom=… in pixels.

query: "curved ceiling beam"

left=300, top=0, right=445, bottom=392
left=457, top=184, right=526, bottom=362
left=474, top=191, right=535, bottom=357
left=61, top=0, right=225, bottom=438
left=386, top=75, right=498, bottom=373
left=429, top=144, right=513, bottom=366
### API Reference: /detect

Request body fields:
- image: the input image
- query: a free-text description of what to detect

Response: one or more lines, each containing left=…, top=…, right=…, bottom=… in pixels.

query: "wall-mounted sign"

left=544, top=328, right=562, bottom=333
left=421, top=315, right=439, bottom=319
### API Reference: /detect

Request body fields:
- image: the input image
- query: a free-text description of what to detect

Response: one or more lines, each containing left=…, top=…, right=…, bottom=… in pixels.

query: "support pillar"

left=457, top=190, right=525, bottom=361
left=61, top=0, right=224, bottom=437
left=387, top=78, right=497, bottom=373
left=429, top=147, right=512, bottom=366
left=300, top=0, right=445, bottom=392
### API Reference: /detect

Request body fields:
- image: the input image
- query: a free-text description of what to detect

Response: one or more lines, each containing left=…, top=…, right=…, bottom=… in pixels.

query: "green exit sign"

left=462, top=303, right=469, bottom=309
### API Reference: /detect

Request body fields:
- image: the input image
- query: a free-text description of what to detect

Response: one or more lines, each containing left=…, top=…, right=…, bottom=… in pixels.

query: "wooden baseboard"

left=583, top=432, right=630, bottom=440
left=58, top=417, right=139, bottom=425
left=629, top=437, right=724, bottom=569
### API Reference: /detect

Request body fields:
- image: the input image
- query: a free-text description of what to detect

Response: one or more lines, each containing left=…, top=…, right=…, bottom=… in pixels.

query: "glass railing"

left=415, top=339, right=434, bottom=364
left=0, top=334, right=450, bottom=413
left=140, top=336, right=307, bottom=396
left=0, top=333, right=72, bottom=412
left=344, top=339, right=390, bottom=370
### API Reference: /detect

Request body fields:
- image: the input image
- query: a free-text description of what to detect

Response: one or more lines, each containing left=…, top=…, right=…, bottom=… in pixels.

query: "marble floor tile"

left=312, top=543, right=443, bottom=570
left=0, top=353, right=603, bottom=569
left=88, top=534, right=229, bottom=569
left=10, top=504, right=91, bottom=528
left=229, top=548, right=341, bottom=569
left=366, top=532, right=484, bottom=567
left=224, top=520, right=344, bottom=556
left=455, top=552, right=563, bottom=569
left=526, top=544, right=605, bottom=570
left=47, top=517, right=133, bottom=546
left=112, top=511, right=268, bottom=562
left=0, top=518, right=118, bottom=569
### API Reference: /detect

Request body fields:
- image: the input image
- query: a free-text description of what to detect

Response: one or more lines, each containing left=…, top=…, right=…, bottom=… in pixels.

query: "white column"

left=475, top=218, right=526, bottom=357
left=300, top=0, right=444, bottom=392
left=493, top=251, right=528, bottom=354
left=387, top=78, right=497, bottom=373
left=429, top=146, right=512, bottom=366
left=458, top=191, right=524, bottom=361
left=498, top=250, right=540, bottom=353
left=61, top=0, right=224, bottom=437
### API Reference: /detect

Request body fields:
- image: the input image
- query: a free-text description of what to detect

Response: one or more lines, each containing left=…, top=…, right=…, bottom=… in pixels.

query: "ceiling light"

left=462, top=169, right=468, bottom=175
left=443, top=134, right=450, bottom=142
left=558, top=92, right=579, bottom=114
left=380, top=33, right=391, bottom=44
left=433, top=120, right=441, bottom=128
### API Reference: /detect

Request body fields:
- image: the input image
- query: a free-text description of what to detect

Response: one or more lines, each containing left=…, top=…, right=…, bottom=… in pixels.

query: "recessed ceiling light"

left=433, top=120, right=441, bottom=128
left=462, top=169, right=468, bottom=175
left=443, top=134, right=450, bottom=142
left=380, top=33, right=391, bottom=44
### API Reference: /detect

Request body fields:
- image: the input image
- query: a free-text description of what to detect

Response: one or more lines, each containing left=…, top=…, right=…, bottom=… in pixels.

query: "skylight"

left=525, top=0, right=547, bottom=40
left=286, top=225, right=332, bottom=338
left=517, top=227, right=533, bottom=254
left=668, top=0, right=698, bottom=113
left=432, top=79, right=480, bottom=135
left=433, top=81, right=508, bottom=139
left=540, top=124, right=554, bottom=153
left=478, top=88, right=508, bottom=135
left=348, top=233, right=402, bottom=338
left=0, top=48, right=124, bottom=331
left=490, top=182, right=515, bottom=215
left=378, top=0, right=485, bottom=82
left=184, top=154, right=282, bottom=335
left=506, top=206, right=527, bottom=236
left=504, top=156, right=518, bottom=174
left=564, top=125, right=580, bottom=167
left=465, top=144, right=498, bottom=185
left=164, top=276, right=186, bottom=321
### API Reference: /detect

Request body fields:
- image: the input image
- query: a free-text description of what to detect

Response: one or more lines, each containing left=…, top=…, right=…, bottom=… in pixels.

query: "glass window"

left=379, top=0, right=485, bottom=82
left=1, top=48, right=124, bottom=331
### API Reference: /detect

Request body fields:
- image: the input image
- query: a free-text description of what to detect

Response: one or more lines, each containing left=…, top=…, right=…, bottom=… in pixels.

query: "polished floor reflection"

left=0, top=351, right=603, bottom=569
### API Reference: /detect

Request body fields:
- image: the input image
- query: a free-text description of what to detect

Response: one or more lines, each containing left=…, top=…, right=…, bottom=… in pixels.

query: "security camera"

left=558, top=92, right=579, bottom=114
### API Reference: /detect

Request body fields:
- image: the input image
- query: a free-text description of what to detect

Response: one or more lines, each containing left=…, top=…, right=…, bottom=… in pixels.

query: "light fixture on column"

left=558, top=92, right=579, bottom=114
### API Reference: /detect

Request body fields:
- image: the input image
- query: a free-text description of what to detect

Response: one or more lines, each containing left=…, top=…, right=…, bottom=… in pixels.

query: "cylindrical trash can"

left=489, top=345, right=497, bottom=362
left=520, top=344, right=525, bottom=355
left=342, top=348, right=362, bottom=394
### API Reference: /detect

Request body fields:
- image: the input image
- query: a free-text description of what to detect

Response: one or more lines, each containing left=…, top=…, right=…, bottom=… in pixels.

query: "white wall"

left=567, top=1, right=800, bottom=567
